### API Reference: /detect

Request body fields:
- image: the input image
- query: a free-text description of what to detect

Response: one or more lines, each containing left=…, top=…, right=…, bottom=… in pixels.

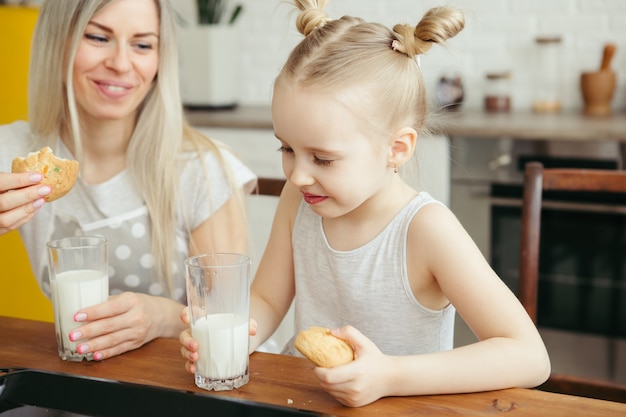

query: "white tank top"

left=284, top=192, right=455, bottom=357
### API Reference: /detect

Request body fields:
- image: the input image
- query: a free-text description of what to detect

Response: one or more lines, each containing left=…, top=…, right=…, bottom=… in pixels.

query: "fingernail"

left=32, top=198, right=45, bottom=209
left=69, top=331, right=82, bottom=342
left=74, top=312, right=87, bottom=322
left=77, top=344, right=90, bottom=354
left=38, top=186, right=51, bottom=196
left=29, top=173, right=42, bottom=182
left=93, top=352, right=103, bottom=361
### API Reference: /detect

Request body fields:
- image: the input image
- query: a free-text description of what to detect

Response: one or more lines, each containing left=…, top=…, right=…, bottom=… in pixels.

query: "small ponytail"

left=294, top=0, right=331, bottom=36
left=391, top=7, right=464, bottom=57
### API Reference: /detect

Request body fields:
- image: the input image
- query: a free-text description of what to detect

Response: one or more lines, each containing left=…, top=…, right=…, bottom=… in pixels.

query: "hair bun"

left=392, top=6, right=464, bottom=57
left=294, top=0, right=331, bottom=36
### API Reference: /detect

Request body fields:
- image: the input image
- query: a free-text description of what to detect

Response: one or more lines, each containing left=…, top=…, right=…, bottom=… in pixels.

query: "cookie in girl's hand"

left=295, top=326, right=354, bottom=368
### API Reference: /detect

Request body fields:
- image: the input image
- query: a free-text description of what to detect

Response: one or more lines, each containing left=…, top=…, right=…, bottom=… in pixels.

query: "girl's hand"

left=0, top=171, right=50, bottom=235
left=65, top=292, right=185, bottom=361
left=179, top=307, right=259, bottom=375
left=179, top=307, right=199, bottom=374
left=313, top=325, right=393, bottom=407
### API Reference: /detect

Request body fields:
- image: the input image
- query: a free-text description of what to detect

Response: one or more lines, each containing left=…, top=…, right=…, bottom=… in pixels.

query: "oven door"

left=490, top=184, right=626, bottom=338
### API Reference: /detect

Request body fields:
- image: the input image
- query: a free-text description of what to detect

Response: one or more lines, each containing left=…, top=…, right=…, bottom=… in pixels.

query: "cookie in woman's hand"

left=12, top=146, right=79, bottom=202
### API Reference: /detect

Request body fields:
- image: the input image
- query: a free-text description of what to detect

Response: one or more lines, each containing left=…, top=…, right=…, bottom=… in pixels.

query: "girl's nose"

left=287, top=162, right=315, bottom=187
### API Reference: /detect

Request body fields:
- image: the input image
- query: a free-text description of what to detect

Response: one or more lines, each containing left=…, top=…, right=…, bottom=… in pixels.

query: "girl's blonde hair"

left=281, top=0, right=464, bottom=139
left=29, top=0, right=244, bottom=295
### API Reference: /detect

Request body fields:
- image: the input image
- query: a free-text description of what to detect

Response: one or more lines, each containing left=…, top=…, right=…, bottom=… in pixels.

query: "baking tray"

left=0, top=368, right=324, bottom=416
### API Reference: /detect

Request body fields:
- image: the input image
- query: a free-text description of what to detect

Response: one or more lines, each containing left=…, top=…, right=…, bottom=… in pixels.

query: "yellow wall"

left=0, top=6, right=53, bottom=322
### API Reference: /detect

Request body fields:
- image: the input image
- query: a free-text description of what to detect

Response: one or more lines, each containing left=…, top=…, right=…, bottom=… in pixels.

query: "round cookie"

left=295, top=326, right=354, bottom=368
left=12, top=146, right=79, bottom=202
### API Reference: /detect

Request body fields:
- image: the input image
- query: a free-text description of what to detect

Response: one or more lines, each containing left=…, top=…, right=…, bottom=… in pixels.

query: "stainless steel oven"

left=450, top=136, right=625, bottom=338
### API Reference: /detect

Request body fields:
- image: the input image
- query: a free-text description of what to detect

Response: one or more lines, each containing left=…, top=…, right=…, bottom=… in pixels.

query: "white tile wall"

left=176, top=0, right=626, bottom=113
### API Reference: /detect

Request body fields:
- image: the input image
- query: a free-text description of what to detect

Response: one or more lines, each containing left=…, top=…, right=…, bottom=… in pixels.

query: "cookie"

left=12, top=146, right=79, bottom=202
left=294, top=326, right=354, bottom=368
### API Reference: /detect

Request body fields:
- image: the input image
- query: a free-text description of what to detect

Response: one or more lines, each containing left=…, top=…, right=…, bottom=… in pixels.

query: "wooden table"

left=1, top=316, right=625, bottom=416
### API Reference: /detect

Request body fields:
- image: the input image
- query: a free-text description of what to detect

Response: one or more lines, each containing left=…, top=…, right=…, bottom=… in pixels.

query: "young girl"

left=181, top=0, right=550, bottom=407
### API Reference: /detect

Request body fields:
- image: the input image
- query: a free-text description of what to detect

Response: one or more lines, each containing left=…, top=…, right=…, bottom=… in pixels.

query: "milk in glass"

left=51, top=269, right=109, bottom=360
left=192, top=313, right=249, bottom=383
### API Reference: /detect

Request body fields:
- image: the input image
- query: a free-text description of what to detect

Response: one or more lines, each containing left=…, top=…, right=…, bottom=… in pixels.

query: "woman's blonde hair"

left=281, top=0, right=464, bottom=139
left=29, top=0, right=244, bottom=295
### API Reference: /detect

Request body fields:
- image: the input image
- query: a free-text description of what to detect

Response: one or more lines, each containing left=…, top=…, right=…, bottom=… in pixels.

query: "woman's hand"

left=0, top=171, right=50, bottom=235
left=178, top=307, right=258, bottom=374
left=66, top=292, right=185, bottom=360
left=313, top=326, right=393, bottom=407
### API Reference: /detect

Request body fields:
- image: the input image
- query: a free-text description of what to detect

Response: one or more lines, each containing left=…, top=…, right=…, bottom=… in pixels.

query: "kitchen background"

left=174, top=0, right=626, bottom=113
left=1, top=0, right=625, bottom=387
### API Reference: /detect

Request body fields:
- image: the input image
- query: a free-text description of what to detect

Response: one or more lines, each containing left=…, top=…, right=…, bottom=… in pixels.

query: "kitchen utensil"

left=600, top=43, right=616, bottom=71
left=580, top=43, right=617, bottom=116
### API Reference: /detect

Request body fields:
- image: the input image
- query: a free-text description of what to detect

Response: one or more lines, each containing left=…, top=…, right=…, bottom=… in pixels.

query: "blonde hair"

left=28, top=0, right=244, bottom=295
left=280, top=1, right=464, bottom=139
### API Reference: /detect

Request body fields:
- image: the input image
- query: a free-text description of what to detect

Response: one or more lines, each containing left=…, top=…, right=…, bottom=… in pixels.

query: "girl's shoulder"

left=408, top=192, right=463, bottom=238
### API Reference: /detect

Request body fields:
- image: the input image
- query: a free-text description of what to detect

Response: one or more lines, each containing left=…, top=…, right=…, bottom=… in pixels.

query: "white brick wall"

left=176, top=0, right=626, bottom=113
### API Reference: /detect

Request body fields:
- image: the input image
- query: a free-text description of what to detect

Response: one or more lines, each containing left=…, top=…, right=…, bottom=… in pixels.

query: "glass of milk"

left=185, top=253, right=251, bottom=391
left=46, top=236, right=109, bottom=361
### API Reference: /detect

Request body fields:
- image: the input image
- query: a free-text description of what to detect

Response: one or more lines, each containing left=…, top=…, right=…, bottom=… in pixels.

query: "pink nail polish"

left=38, top=186, right=51, bottom=196
left=32, top=198, right=45, bottom=209
left=74, top=312, right=87, bottom=322
left=69, top=331, right=82, bottom=342
left=94, top=352, right=103, bottom=361
left=29, top=173, right=42, bottom=182
left=77, top=344, right=89, bottom=354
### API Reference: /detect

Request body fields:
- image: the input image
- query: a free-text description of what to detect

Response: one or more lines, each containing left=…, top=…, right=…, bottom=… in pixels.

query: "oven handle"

left=490, top=197, right=626, bottom=215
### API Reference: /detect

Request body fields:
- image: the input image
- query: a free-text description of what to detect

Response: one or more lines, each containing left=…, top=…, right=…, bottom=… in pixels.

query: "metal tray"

left=0, top=369, right=322, bottom=417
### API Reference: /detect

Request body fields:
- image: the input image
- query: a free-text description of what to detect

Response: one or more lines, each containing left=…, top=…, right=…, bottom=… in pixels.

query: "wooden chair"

left=519, top=161, right=626, bottom=403
left=255, top=177, right=286, bottom=197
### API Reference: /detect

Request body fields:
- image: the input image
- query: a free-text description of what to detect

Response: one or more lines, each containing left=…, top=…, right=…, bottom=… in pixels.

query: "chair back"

left=519, top=161, right=626, bottom=403
left=255, top=177, right=286, bottom=197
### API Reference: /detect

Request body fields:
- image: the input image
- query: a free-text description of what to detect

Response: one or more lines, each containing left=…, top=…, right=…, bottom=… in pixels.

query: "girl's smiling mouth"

left=302, top=192, right=328, bottom=205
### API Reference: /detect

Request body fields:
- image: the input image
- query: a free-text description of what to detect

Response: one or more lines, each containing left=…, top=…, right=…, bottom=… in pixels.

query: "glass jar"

left=533, top=36, right=562, bottom=113
left=484, top=72, right=511, bottom=112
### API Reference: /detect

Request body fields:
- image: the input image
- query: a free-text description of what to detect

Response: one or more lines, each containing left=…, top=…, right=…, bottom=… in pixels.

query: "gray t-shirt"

left=285, top=192, right=455, bottom=356
left=1, top=121, right=256, bottom=303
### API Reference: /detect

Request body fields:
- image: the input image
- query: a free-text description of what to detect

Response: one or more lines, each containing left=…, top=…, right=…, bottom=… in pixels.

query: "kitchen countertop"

left=185, top=105, right=626, bottom=142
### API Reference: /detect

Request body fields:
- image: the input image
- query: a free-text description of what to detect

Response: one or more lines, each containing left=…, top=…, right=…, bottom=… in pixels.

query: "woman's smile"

left=94, top=79, right=134, bottom=98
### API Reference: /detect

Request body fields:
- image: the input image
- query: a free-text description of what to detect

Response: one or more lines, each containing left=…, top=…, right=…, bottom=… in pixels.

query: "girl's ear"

left=388, top=127, right=417, bottom=168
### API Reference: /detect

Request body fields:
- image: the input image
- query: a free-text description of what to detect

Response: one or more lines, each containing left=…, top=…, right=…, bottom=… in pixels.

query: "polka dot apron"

left=41, top=204, right=187, bottom=304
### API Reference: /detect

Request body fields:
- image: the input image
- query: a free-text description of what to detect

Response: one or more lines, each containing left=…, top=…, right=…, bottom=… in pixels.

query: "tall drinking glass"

left=47, top=236, right=109, bottom=361
left=185, top=253, right=251, bottom=391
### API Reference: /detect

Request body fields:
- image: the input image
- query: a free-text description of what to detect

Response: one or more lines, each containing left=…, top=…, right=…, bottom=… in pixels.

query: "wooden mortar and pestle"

left=580, top=43, right=617, bottom=116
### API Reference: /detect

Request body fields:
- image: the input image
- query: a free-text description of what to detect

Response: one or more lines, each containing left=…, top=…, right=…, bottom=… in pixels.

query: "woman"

left=0, top=0, right=255, bottom=360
